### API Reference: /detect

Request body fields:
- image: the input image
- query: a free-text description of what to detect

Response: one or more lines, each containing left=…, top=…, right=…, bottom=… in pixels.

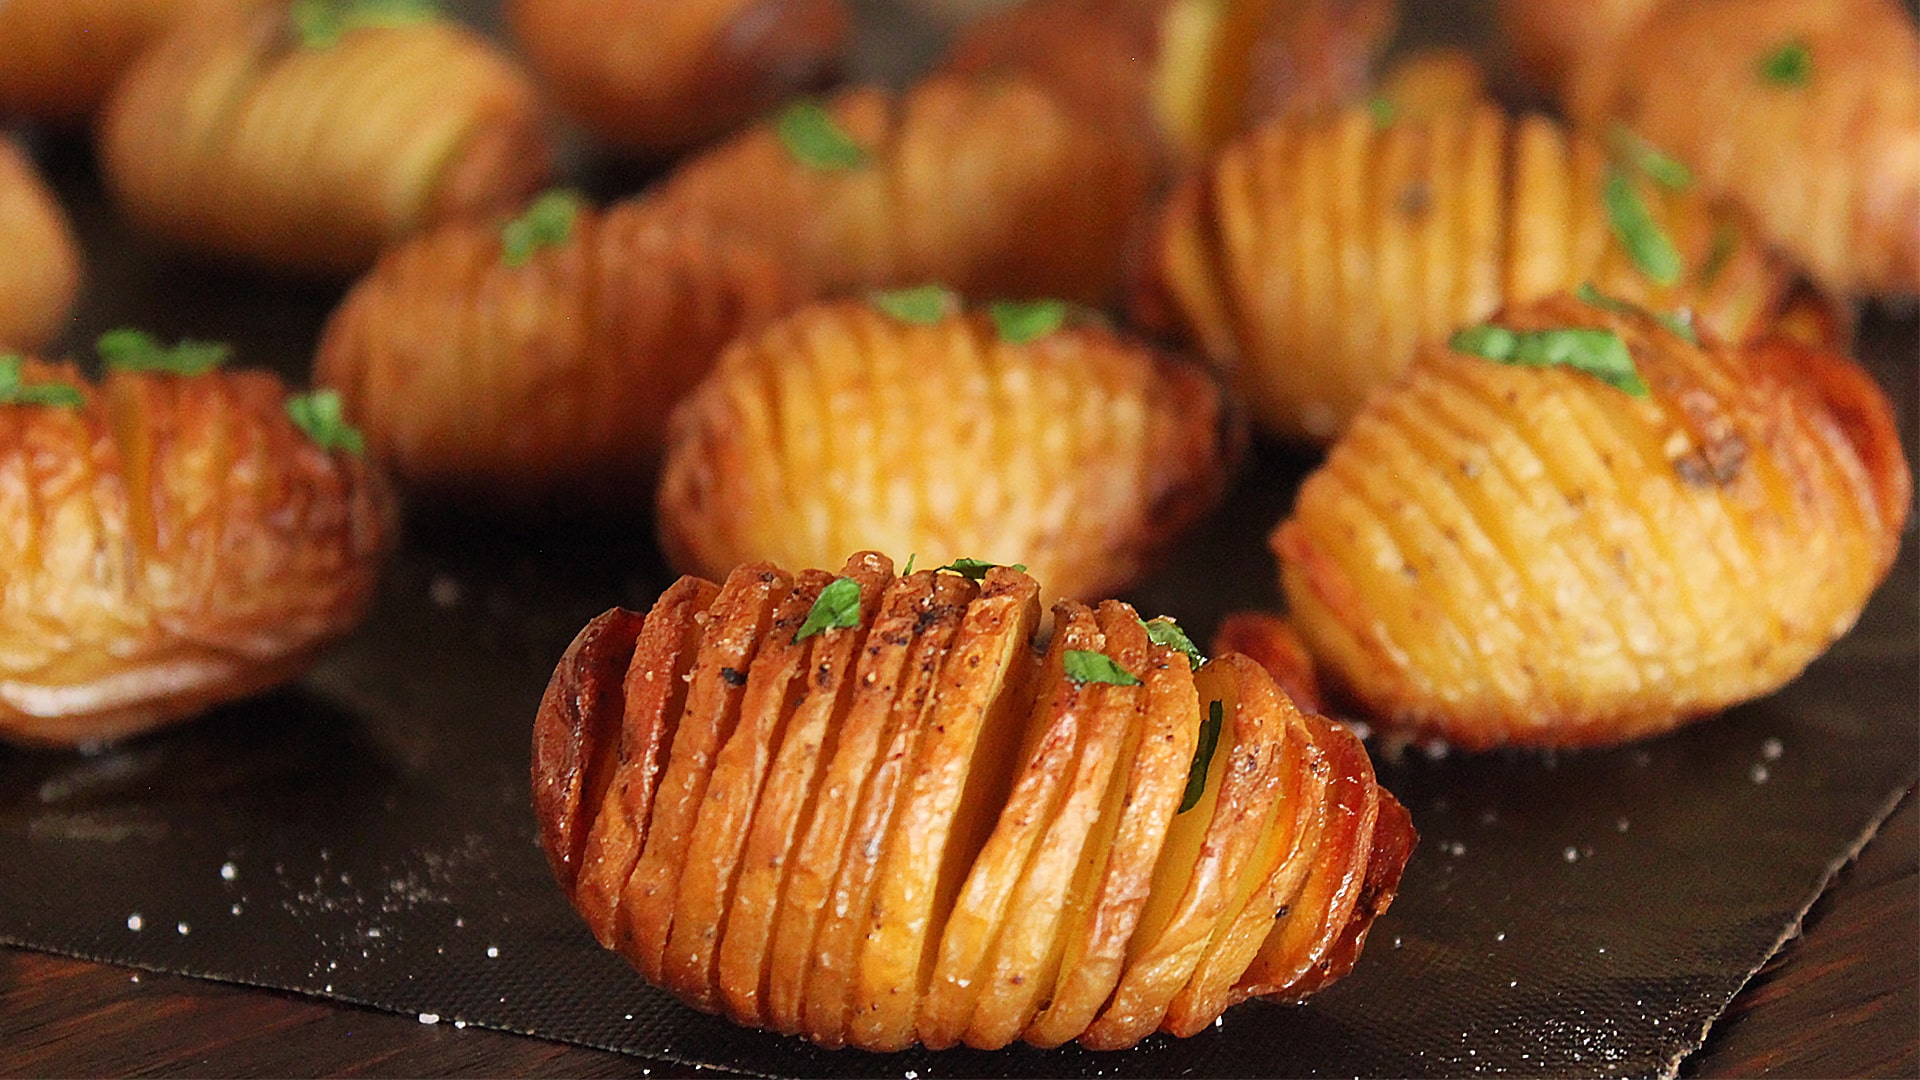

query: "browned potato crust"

left=508, top=0, right=848, bottom=155
left=99, top=0, right=553, bottom=275
left=531, top=554, right=1414, bottom=1050
left=1151, top=101, right=1792, bottom=442
left=0, top=361, right=392, bottom=747
left=314, top=197, right=806, bottom=509
left=0, top=139, right=83, bottom=352
left=1494, top=0, right=1658, bottom=99
left=1273, top=294, right=1911, bottom=749
left=1563, top=0, right=1920, bottom=297
left=655, top=298, right=1239, bottom=604
left=0, top=0, right=193, bottom=121
left=643, top=74, right=1152, bottom=306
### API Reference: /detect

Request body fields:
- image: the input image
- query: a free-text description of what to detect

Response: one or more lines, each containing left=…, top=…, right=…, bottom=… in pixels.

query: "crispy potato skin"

left=0, top=362, right=393, bottom=747
left=645, top=74, right=1151, bottom=307
left=1151, top=101, right=1792, bottom=442
left=99, top=0, right=552, bottom=275
left=0, top=0, right=192, bottom=121
left=315, top=199, right=805, bottom=509
left=508, top=0, right=848, bottom=155
left=656, top=300, right=1239, bottom=604
left=1273, top=294, right=1911, bottom=749
left=1494, top=0, right=1659, bottom=99
left=1563, top=0, right=1920, bottom=297
left=530, top=554, right=1413, bottom=1050
left=0, top=139, right=83, bottom=352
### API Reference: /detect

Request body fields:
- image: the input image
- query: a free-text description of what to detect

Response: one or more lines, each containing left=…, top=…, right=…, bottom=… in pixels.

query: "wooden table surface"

left=2, top=792, right=1911, bottom=1078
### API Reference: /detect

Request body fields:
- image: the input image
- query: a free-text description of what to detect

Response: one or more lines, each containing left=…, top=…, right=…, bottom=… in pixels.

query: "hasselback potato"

left=1558, top=0, right=1920, bottom=297
left=1152, top=100, right=1791, bottom=442
left=1272, top=293, right=1911, bottom=748
left=656, top=294, right=1238, bottom=603
left=644, top=75, right=1151, bottom=306
left=0, top=0, right=193, bottom=121
left=99, top=0, right=552, bottom=275
left=0, top=355, right=391, bottom=747
left=507, top=0, right=849, bottom=155
left=315, top=193, right=805, bottom=508
left=533, top=554, right=1413, bottom=1050
left=0, top=138, right=83, bottom=352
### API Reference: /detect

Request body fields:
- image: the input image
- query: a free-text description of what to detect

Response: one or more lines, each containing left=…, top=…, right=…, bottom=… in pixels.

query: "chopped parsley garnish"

left=1366, top=95, right=1397, bottom=129
left=1757, top=39, right=1813, bottom=87
left=776, top=100, right=869, bottom=171
left=286, top=389, right=366, bottom=454
left=793, top=576, right=862, bottom=642
left=1608, top=124, right=1692, bottom=191
left=1063, top=649, right=1142, bottom=687
left=1178, top=700, right=1225, bottom=814
left=1603, top=168, right=1684, bottom=286
left=1699, top=221, right=1739, bottom=287
left=869, top=285, right=955, bottom=325
left=290, top=0, right=438, bottom=49
left=97, top=328, right=230, bottom=375
left=0, top=355, right=83, bottom=408
left=901, top=554, right=917, bottom=575
left=1449, top=323, right=1649, bottom=398
left=937, top=557, right=1025, bottom=581
left=988, top=299, right=1070, bottom=345
left=1142, top=617, right=1205, bottom=671
left=501, top=190, right=584, bottom=267
left=1574, top=282, right=1697, bottom=344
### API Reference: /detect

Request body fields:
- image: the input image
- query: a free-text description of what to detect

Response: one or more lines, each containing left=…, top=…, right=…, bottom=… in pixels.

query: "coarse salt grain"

left=1751, top=763, right=1770, bottom=784
left=419, top=1013, right=440, bottom=1025
left=1762, top=737, right=1784, bottom=760
left=176, top=922, right=190, bottom=935
left=126, top=914, right=143, bottom=931
left=486, top=946, right=500, bottom=958
left=220, top=862, right=238, bottom=881
left=1563, top=846, right=1580, bottom=862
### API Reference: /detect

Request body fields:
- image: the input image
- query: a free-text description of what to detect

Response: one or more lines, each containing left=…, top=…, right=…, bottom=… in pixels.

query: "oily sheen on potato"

left=532, top=554, right=1413, bottom=1050
left=1272, top=294, right=1910, bottom=749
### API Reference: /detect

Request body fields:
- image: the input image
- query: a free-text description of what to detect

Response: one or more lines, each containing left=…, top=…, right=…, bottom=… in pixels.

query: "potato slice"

left=847, top=567, right=1043, bottom=1052
left=802, top=572, right=977, bottom=1048
left=619, top=563, right=788, bottom=983
left=664, top=570, right=832, bottom=1008
left=716, top=553, right=893, bottom=1026
left=565, top=579, right=716, bottom=945
left=1082, top=653, right=1287, bottom=1050
left=963, top=601, right=1150, bottom=1049
left=1277, top=782, right=1416, bottom=1001
left=531, top=606, right=647, bottom=898
left=1023, top=623, right=1199, bottom=1049
left=918, top=603, right=1103, bottom=1049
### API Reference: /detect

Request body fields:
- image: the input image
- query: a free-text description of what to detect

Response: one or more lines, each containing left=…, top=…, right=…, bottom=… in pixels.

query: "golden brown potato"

left=0, top=356, right=392, bottom=747
left=1272, top=293, right=1911, bottom=749
left=0, top=139, right=83, bottom=352
left=314, top=194, right=806, bottom=509
left=1495, top=0, right=1658, bottom=99
left=1151, top=101, right=1793, bottom=442
left=99, top=0, right=553, bottom=275
left=507, top=0, right=848, bottom=155
left=642, top=74, right=1152, bottom=306
left=1561, top=0, right=1920, bottom=297
left=0, top=0, right=193, bottom=121
left=656, top=295, right=1239, bottom=603
left=1372, top=46, right=1488, bottom=122
left=532, top=554, right=1414, bottom=1050
left=940, top=0, right=1397, bottom=167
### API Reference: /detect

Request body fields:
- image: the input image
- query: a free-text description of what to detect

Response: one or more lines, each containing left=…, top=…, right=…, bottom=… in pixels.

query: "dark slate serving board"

left=2, top=2, right=1915, bottom=1078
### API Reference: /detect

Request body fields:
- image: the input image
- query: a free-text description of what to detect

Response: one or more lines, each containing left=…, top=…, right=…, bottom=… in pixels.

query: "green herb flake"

left=0, top=355, right=85, bottom=408
left=793, top=576, right=862, bottom=642
left=1366, top=95, right=1397, bottom=129
left=901, top=554, right=917, bottom=576
left=1757, top=39, right=1813, bottom=87
left=97, top=328, right=230, bottom=376
left=869, top=284, right=955, bottom=325
left=1142, top=617, right=1205, bottom=671
left=501, top=190, right=584, bottom=268
left=286, top=389, right=366, bottom=454
left=776, top=100, right=869, bottom=171
left=1574, top=282, right=1698, bottom=344
left=1698, top=221, right=1739, bottom=287
left=1608, top=124, right=1692, bottom=191
left=1063, top=649, right=1142, bottom=687
left=1450, top=323, right=1650, bottom=398
left=989, top=299, right=1070, bottom=345
left=937, top=557, right=1025, bottom=581
left=1178, top=700, right=1225, bottom=814
left=1603, top=168, right=1684, bottom=286
left=291, top=0, right=438, bottom=49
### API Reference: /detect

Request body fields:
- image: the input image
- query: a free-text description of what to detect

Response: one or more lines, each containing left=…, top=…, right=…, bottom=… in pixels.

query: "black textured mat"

left=3, top=2, right=1917, bottom=1078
